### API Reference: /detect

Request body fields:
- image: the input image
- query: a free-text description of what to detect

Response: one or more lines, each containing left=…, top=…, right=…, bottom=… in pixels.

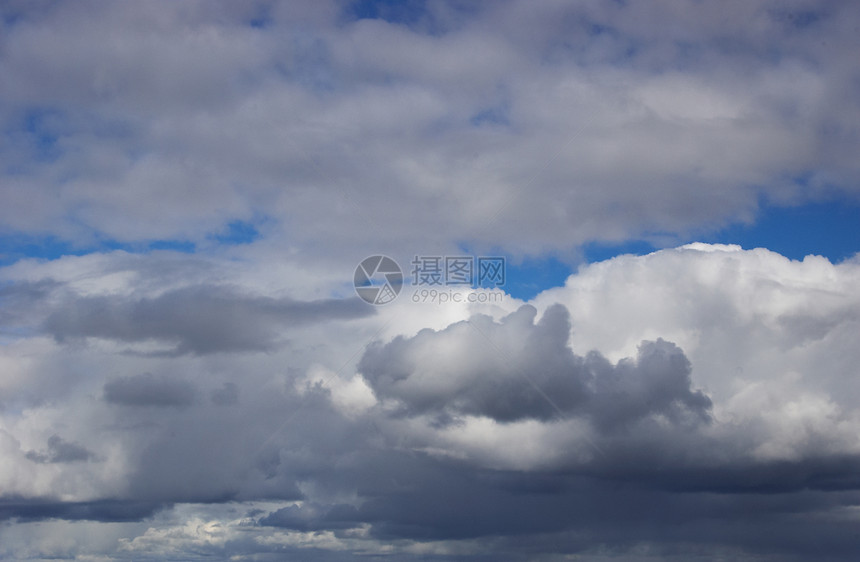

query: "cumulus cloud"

left=0, top=245, right=859, bottom=560
left=359, top=304, right=712, bottom=430
left=534, top=244, right=860, bottom=410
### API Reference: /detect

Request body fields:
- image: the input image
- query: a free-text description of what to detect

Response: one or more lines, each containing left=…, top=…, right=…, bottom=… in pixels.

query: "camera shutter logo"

left=354, top=256, right=403, bottom=305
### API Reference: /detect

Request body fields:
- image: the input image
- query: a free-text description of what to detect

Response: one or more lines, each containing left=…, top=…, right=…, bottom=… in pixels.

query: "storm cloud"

left=359, top=304, right=712, bottom=430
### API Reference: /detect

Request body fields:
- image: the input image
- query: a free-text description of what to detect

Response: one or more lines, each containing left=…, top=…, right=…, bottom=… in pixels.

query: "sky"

left=1, top=1, right=860, bottom=560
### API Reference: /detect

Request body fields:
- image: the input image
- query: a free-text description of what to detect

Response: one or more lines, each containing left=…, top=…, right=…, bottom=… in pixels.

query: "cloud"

left=39, top=284, right=373, bottom=355
left=0, top=497, right=165, bottom=523
left=1, top=0, right=860, bottom=558
left=259, top=502, right=360, bottom=532
left=0, top=1, right=858, bottom=257
left=534, top=244, right=860, bottom=411
left=0, top=249, right=855, bottom=560
left=0, top=279, right=57, bottom=334
left=25, top=434, right=95, bottom=464
left=210, top=382, right=239, bottom=406
left=359, top=303, right=712, bottom=429
left=103, top=372, right=197, bottom=407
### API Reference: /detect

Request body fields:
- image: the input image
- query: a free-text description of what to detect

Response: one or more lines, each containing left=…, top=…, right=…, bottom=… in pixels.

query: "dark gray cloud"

left=43, top=285, right=373, bottom=355
left=252, top=447, right=860, bottom=562
left=0, top=497, right=166, bottom=523
left=259, top=502, right=360, bottom=532
left=210, top=382, right=239, bottom=406
left=359, top=304, right=712, bottom=429
left=103, top=372, right=197, bottom=407
left=25, top=434, right=94, bottom=464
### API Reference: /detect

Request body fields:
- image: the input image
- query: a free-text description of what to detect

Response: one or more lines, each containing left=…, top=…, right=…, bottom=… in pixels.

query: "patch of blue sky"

left=348, top=0, right=428, bottom=25
left=344, top=0, right=472, bottom=36
left=0, top=235, right=88, bottom=265
left=582, top=239, right=660, bottom=264
left=0, top=235, right=196, bottom=266
left=208, top=220, right=261, bottom=245
left=502, top=241, right=669, bottom=300
left=452, top=240, right=571, bottom=300
left=700, top=197, right=860, bottom=263
left=0, top=219, right=266, bottom=266
left=501, top=255, right=574, bottom=301
left=476, top=197, right=860, bottom=301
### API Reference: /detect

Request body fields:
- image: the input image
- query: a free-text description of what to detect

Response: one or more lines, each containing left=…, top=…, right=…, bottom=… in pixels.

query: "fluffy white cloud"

left=536, top=244, right=860, bottom=404
left=0, top=244, right=858, bottom=560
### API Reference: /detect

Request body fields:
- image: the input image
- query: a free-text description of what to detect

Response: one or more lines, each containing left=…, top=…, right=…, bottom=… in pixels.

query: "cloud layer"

left=2, top=0, right=860, bottom=560
left=0, top=244, right=859, bottom=560
left=1, top=0, right=859, bottom=259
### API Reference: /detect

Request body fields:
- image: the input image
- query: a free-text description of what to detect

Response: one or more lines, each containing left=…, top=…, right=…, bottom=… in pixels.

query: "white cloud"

left=1, top=1, right=859, bottom=256
left=534, top=244, right=860, bottom=407
left=2, top=0, right=860, bottom=559
left=0, top=243, right=859, bottom=559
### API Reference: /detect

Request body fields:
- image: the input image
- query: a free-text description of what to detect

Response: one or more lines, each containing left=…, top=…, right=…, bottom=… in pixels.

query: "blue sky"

left=2, top=1, right=860, bottom=561
left=703, top=197, right=860, bottom=262
left=466, top=196, right=860, bottom=300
